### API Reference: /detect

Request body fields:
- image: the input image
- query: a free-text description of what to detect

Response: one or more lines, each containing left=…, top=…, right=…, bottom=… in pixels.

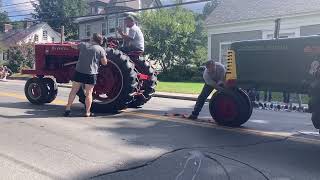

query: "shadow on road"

left=0, top=101, right=320, bottom=179
left=72, top=110, right=320, bottom=180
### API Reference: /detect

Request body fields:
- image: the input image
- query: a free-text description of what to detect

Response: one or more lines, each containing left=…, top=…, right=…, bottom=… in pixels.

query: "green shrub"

left=158, top=65, right=203, bottom=82
left=7, top=43, right=35, bottom=73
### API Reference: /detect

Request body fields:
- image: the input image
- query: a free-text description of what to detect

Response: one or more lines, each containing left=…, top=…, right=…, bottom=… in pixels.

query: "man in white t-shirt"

left=117, top=16, right=144, bottom=52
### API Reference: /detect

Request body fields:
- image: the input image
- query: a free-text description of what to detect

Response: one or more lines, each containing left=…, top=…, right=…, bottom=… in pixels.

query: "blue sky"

left=1, top=0, right=34, bottom=20
left=1, top=0, right=206, bottom=21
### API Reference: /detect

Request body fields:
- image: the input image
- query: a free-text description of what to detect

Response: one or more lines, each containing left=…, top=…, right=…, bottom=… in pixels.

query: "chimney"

left=4, top=24, right=13, bottom=33
left=24, top=21, right=33, bottom=29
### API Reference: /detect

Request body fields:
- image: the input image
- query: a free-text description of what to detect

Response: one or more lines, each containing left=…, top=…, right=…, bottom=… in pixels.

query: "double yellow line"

left=0, top=91, right=319, bottom=145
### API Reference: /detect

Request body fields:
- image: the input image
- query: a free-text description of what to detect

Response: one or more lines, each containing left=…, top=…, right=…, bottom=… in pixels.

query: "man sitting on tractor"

left=117, top=15, right=144, bottom=53
left=188, top=60, right=226, bottom=120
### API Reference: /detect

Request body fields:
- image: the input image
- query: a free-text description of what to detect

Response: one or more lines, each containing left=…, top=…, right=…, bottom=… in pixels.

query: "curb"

left=8, top=77, right=30, bottom=81
left=153, top=93, right=207, bottom=102
left=56, top=84, right=203, bottom=101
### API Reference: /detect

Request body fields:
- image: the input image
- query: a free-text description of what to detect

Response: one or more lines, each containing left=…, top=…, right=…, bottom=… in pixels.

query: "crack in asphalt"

left=205, top=151, right=270, bottom=180
left=89, top=137, right=289, bottom=179
left=89, top=147, right=207, bottom=179
left=203, top=153, right=231, bottom=180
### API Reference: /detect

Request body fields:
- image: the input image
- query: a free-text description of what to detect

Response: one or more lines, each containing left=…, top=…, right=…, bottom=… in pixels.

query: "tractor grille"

left=226, top=50, right=237, bottom=82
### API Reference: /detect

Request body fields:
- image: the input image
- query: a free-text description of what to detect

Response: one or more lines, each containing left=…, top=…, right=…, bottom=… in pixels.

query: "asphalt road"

left=0, top=80, right=319, bottom=180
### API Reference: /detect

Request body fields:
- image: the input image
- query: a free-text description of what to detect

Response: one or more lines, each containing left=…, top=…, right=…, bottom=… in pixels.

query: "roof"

left=74, top=7, right=135, bottom=23
left=206, top=0, right=320, bottom=26
left=88, top=0, right=110, bottom=5
left=0, top=23, right=60, bottom=46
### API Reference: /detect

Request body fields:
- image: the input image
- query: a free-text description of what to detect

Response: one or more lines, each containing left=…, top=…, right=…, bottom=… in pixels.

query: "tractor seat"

left=127, top=51, right=144, bottom=56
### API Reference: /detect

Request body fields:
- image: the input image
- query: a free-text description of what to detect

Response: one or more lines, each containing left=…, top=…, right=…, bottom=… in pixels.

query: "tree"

left=7, top=44, right=35, bottom=73
left=189, top=14, right=208, bottom=66
left=140, top=8, right=197, bottom=72
left=0, top=12, right=10, bottom=32
left=33, top=0, right=88, bottom=40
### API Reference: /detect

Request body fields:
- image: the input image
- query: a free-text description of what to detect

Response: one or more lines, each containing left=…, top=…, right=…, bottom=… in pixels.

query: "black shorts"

left=72, top=71, right=97, bottom=85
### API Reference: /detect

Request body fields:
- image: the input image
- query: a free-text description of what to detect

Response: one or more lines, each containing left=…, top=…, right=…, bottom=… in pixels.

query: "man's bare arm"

left=100, top=56, right=108, bottom=65
left=70, top=43, right=79, bottom=49
left=117, top=27, right=133, bottom=40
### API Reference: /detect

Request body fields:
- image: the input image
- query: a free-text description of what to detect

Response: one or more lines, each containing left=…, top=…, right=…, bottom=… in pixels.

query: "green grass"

left=156, top=81, right=204, bottom=94
left=156, top=81, right=309, bottom=104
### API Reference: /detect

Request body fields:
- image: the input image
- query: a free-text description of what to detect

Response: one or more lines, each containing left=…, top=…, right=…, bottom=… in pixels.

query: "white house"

left=0, top=22, right=61, bottom=62
left=205, top=0, right=320, bottom=65
left=75, top=0, right=162, bottom=40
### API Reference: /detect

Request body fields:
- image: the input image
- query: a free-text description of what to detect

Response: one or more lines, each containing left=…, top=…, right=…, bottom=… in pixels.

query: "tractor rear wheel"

left=312, top=111, right=320, bottom=129
left=128, top=57, right=157, bottom=107
left=77, top=48, right=138, bottom=113
left=24, top=77, right=48, bottom=105
left=209, top=88, right=251, bottom=127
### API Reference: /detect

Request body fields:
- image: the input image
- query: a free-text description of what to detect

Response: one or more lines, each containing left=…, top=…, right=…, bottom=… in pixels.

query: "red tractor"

left=21, top=37, right=158, bottom=112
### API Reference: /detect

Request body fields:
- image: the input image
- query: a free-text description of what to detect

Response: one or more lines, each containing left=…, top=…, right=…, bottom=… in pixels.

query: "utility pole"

left=274, top=18, right=281, bottom=39
left=61, top=26, right=64, bottom=44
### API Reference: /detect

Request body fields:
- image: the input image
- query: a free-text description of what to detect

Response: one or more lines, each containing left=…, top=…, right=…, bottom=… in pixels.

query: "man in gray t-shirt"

left=117, top=16, right=144, bottom=52
left=189, top=60, right=226, bottom=120
left=65, top=33, right=108, bottom=117
left=76, top=42, right=106, bottom=75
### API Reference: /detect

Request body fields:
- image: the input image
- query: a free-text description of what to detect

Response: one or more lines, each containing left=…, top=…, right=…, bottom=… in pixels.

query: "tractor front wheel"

left=209, top=88, right=252, bottom=127
left=43, top=78, right=58, bottom=103
left=24, top=77, right=48, bottom=105
left=311, top=110, right=320, bottom=130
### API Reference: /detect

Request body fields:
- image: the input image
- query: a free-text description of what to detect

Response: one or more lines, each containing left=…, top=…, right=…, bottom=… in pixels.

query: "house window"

left=118, top=18, right=126, bottom=32
left=91, top=7, right=95, bottom=14
left=108, top=18, right=116, bottom=34
left=101, top=23, right=107, bottom=36
left=219, top=42, right=232, bottom=65
left=43, top=30, right=48, bottom=41
left=51, top=37, right=55, bottom=42
left=34, top=34, right=39, bottom=42
left=85, top=24, right=91, bottom=37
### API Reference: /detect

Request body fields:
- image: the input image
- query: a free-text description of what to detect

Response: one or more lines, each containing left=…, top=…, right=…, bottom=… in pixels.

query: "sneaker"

left=63, top=110, right=71, bottom=117
left=188, top=114, right=198, bottom=120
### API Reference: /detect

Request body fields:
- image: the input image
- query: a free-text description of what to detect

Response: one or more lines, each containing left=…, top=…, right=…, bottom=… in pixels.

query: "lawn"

left=156, top=81, right=204, bottom=94
left=156, top=81, right=309, bottom=104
